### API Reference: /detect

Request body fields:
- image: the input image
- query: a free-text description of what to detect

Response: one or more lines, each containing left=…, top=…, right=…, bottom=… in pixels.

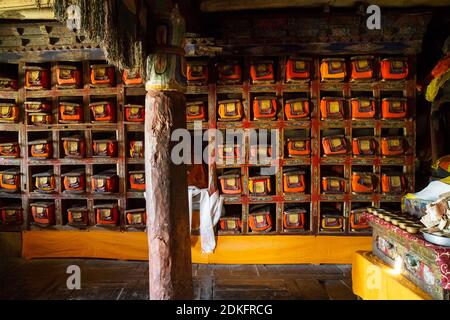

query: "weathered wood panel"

left=209, top=11, right=430, bottom=55
left=0, top=21, right=100, bottom=60
left=0, top=48, right=104, bottom=63
left=201, top=0, right=450, bottom=12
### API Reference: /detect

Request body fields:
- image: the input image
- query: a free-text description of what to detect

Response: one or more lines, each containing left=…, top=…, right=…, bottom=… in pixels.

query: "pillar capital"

left=145, top=5, right=187, bottom=92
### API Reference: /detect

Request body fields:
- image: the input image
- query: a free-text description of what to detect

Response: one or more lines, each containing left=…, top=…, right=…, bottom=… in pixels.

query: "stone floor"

left=0, top=258, right=355, bottom=300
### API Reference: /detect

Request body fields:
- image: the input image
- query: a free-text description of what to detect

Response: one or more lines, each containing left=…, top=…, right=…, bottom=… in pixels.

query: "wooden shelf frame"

left=187, top=55, right=416, bottom=236
left=0, top=59, right=147, bottom=232
left=0, top=55, right=415, bottom=236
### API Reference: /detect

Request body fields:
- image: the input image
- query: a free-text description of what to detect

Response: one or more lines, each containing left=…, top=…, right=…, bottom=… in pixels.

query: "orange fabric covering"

left=431, top=54, right=450, bottom=78
left=22, top=231, right=371, bottom=264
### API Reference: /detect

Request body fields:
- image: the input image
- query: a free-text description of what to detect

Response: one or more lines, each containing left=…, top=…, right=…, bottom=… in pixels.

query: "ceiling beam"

left=0, top=48, right=104, bottom=63
left=201, top=0, right=450, bottom=12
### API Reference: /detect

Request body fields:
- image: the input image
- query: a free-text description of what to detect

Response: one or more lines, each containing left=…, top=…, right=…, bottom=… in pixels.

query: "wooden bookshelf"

left=0, top=60, right=146, bottom=232
left=0, top=55, right=415, bottom=236
left=186, top=56, right=416, bottom=236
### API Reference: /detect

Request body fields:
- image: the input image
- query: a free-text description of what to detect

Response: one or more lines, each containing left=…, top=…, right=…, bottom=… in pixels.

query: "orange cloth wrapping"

left=22, top=231, right=371, bottom=264
left=352, top=251, right=432, bottom=300
left=431, top=54, right=450, bottom=78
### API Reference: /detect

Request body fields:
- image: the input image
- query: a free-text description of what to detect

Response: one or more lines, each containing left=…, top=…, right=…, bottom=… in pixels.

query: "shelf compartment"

left=0, top=158, right=22, bottom=165
left=283, top=194, right=311, bottom=202
left=125, top=87, right=146, bottom=96
left=217, top=204, right=243, bottom=235
left=127, top=191, right=145, bottom=199
left=186, top=86, right=209, bottom=94
left=248, top=203, right=277, bottom=234
left=283, top=121, right=311, bottom=129
left=0, top=192, right=22, bottom=199
left=282, top=202, right=311, bottom=233
left=0, top=56, right=415, bottom=238
left=0, top=90, right=18, bottom=99
left=223, top=196, right=245, bottom=204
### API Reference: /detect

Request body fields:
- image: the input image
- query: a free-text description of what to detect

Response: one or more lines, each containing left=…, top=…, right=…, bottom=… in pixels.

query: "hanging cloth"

left=188, top=186, right=224, bottom=254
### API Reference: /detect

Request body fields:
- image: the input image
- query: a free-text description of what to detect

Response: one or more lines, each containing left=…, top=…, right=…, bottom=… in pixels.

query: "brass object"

left=406, top=224, right=422, bottom=234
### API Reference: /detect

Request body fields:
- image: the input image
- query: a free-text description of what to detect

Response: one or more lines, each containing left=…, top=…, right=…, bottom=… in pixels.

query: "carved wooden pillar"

left=145, top=5, right=193, bottom=299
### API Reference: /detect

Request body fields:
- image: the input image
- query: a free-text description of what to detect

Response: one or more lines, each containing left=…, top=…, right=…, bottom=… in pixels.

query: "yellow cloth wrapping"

left=352, top=251, right=432, bottom=300
left=425, top=69, right=450, bottom=102
left=21, top=231, right=371, bottom=264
